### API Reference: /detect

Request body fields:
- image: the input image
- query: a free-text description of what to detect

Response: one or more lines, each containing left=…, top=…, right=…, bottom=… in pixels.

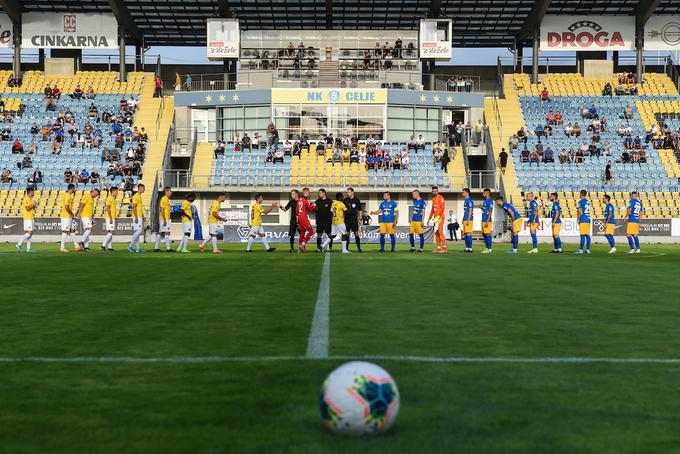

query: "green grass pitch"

left=1, top=241, right=680, bottom=453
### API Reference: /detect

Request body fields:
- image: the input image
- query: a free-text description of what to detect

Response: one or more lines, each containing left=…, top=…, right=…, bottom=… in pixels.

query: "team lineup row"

left=12, top=184, right=645, bottom=254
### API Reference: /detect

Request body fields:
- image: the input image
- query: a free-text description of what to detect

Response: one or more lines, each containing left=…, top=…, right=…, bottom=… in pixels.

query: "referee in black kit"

left=280, top=189, right=299, bottom=252
left=314, top=189, right=333, bottom=252
left=343, top=187, right=363, bottom=253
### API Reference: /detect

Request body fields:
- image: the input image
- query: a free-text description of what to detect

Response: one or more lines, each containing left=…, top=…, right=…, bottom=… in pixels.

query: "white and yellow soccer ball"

left=319, top=361, right=400, bottom=436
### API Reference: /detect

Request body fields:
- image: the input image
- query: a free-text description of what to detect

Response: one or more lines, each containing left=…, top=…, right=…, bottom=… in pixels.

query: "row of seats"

left=0, top=70, right=145, bottom=95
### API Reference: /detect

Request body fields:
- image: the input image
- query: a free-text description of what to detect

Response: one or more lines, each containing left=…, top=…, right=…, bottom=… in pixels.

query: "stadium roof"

left=1, top=0, right=680, bottom=48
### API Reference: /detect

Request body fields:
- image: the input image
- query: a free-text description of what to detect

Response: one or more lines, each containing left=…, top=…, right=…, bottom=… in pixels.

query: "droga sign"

left=540, top=16, right=635, bottom=51
left=22, top=13, right=118, bottom=50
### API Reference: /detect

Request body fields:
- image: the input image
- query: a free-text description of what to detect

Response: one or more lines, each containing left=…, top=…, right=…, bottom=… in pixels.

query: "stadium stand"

left=0, top=70, right=166, bottom=218
left=501, top=72, right=680, bottom=219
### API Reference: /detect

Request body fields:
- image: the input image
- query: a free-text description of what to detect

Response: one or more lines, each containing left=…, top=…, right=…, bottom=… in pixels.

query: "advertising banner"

left=518, top=218, right=581, bottom=237
left=540, top=16, right=635, bottom=51
left=419, top=19, right=452, bottom=60
left=0, top=13, right=12, bottom=48
left=220, top=225, right=434, bottom=244
left=0, top=217, right=136, bottom=235
left=672, top=218, right=680, bottom=237
left=271, top=88, right=387, bottom=104
left=22, top=13, right=118, bottom=49
left=207, top=18, right=240, bottom=59
left=592, top=219, right=672, bottom=237
left=645, top=16, right=680, bottom=50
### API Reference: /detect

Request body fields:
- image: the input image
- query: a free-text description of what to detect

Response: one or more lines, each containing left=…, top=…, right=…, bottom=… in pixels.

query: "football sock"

left=72, top=234, right=79, bottom=248
left=329, top=238, right=333, bottom=250
left=19, top=232, right=30, bottom=246
left=605, top=234, right=615, bottom=248
left=26, top=234, right=32, bottom=249
left=61, top=233, right=67, bottom=249
left=419, top=234, right=425, bottom=249
left=379, top=234, right=385, bottom=250
left=102, top=233, right=112, bottom=248
left=390, top=234, right=395, bottom=251
left=154, top=234, right=161, bottom=250
left=586, top=235, right=591, bottom=250
left=355, top=237, right=361, bottom=250
left=512, top=235, right=519, bottom=250
left=634, top=236, right=640, bottom=249
left=317, top=236, right=322, bottom=250
left=247, top=237, right=254, bottom=251
left=262, top=237, right=270, bottom=250
left=627, top=236, right=634, bottom=249
left=531, top=233, right=538, bottom=249
left=83, top=230, right=91, bottom=248
left=164, top=235, right=171, bottom=250
left=409, top=233, right=415, bottom=248
left=212, top=237, right=218, bottom=250
left=290, top=236, right=295, bottom=250
left=579, top=234, right=585, bottom=250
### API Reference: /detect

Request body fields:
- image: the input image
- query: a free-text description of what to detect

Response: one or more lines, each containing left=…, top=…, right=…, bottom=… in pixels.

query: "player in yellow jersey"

left=128, top=183, right=146, bottom=253
left=75, top=187, right=100, bottom=252
left=16, top=186, right=37, bottom=252
left=199, top=193, right=227, bottom=253
left=177, top=192, right=196, bottom=253
left=246, top=193, right=277, bottom=252
left=154, top=186, right=174, bottom=252
left=101, top=187, right=118, bottom=252
left=322, top=192, right=350, bottom=253
left=59, top=183, right=81, bottom=252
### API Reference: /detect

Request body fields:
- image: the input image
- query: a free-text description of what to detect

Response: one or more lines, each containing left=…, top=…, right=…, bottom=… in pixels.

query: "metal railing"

left=498, top=54, right=674, bottom=77
left=467, top=171, right=498, bottom=190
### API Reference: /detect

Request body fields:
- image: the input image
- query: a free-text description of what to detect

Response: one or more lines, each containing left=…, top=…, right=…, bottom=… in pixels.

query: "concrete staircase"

left=484, top=74, right=524, bottom=207
left=192, top=142, right=215, bottom=189
left=136, top=73, right=175, bottom=212
left=318, top=61, right=339, bottom=88
left=446, top=146, right=467, bottom=189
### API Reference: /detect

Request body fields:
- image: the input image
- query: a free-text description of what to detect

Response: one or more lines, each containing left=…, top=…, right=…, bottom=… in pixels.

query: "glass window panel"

left=414, top=108, right=427, bottom=119
left=414, top=119, right=428, bottom=131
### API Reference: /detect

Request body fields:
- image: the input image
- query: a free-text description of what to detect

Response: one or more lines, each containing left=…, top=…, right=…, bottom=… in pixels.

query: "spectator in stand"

left=242, top=133, right=252, bottom=152
left=575, top=148, right=585, bottom=164
left=1, top=168, right=15, bottom=184
left=498, top=148, right=508, bottom=173
left=20, top=153, right=32, bottom=169
left=72, top=85, right=83, bottom=100
left=624, top=104, right=634, bottom=120
left=415, top=135, right=425, bottom=151
left=274, top=147, right=284, bottom=164
left=46, top=98, right=56, bottom=112
left=603, top=82, right=613, bottom=97
left=44, top=84, right=53, bottom=98
left=517, top=127, right=527, bottom=143
left=154, top=76, right=163, bottom=97
left=474, top=120, right=484, bottom=145
left=508, top=134, right=519, bottom=150
left=540, top=86, right=550, bottom=101
left=521, top=146, right=530, bottom=162
left=616, top=82, right=625, bottom=95
left=603, top=161, right=613, bottom=187
left=621, top=150, right=631, bottom=163
left=544, top=146, right=554, bottom=163
left=534, top=123, right=544, bottom=138
left=559, top=148, right=568, bottom=164
left=573, top=123, right=582, bottom=138
left=11, top=138, right=23, bottom=154
left=588, top=104, right=598, bottom=119
left=630, top=84, right=639, bottom=95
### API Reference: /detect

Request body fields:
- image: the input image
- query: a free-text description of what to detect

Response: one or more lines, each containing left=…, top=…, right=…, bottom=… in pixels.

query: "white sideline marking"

left=1, top=355, right=680, bottom=364
left=305, top=253, right=330, bottom=358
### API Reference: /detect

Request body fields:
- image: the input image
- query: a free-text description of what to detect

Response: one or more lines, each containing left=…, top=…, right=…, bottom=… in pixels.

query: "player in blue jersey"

left=625, top=191, right=643, bottom=254
left=462, top=188, right=474, bottom=253
left=526, top=192, right=540, bottom=254
left=548, top=192, right=562, bottom=253
left=408, top=190, right=427, bottom=253
left=602, top=194, right=617, bottom=254
left=495, top=196, right=522, bottom=253
left=480, top=188, right=494, bottom=254
left=370, top=191, right=399, bottom=252
left=576, top=189, right=591, bottom=254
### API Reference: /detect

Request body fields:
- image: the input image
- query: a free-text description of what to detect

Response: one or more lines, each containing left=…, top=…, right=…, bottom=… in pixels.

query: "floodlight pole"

left=119, top=26, right=127, bottom=83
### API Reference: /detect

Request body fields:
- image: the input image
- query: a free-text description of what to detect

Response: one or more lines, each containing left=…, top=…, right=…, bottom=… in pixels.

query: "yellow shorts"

left=481, top=221, right=492, bottom=235
left=626, top=222, right=639, bottom=236
left=409, top=221, right=423, bottom=235
left=605, top=224, right=616, bottom=236
left=552, top=223, right=561, bottom=237
left=379, top=222, right=395, bottom=235
left=512, top=218, right=523, bottom=234
left=463, top=220, right=473, bottom=234
left=530, top=222, right=539, bottom=232
left=579, top=222, right=591, bottom=235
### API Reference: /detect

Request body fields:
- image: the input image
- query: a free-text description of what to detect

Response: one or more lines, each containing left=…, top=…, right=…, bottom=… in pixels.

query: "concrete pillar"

left=422, top=60, right=435, bottom=90
left=12, top=22, right=20, bottom=75
left=635, top=27, right=643, bottom=83
left=532, top=30, right=539, bottom=84
left=119, top=26, right=127, bottom=82
left=38, top=48, right=45, bottom=69
left=135, top=43, right=143, bottom=71
left=612, top=51, right=619, bottom=73
left=224, top=58, right=237, bottom=89
left=517, top=46, right=524, bottom=73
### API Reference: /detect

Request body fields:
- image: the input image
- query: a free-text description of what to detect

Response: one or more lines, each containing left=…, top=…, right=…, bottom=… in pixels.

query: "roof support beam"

left=107, top=0, right=143, bottom=44
left=635, top=0, right=661, bottom=28
left=516, top=0, right=551, bottom=44
left=217, top=0, right=234, bottom=18
left=325, top=0, right=333, bottom=29
left=0, top=0, right=22, bottom=24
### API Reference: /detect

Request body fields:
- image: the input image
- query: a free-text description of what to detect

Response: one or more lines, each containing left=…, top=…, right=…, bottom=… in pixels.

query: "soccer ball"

left=319, top=361, right=400, bottom=435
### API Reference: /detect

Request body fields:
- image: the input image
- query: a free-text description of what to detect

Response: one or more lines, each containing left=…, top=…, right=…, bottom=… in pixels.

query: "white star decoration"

left=218, top=95, right=226, bottom=102
left=432, top=96, right=440, bottom=103
left=419, top=95, right=427, bottom=102
left=446, top=96, right=453, bottom=103
left=232, top=94, right=239, bottom=102
left=205, top=95, right=212, bottom=102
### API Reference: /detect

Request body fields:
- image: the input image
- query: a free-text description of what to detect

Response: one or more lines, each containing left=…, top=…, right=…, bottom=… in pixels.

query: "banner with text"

left=540, top=16, right=635, bottom=51
left=0, top=13, right=12, bottom=49
left=645, top=17, right=680, bottom=50
left=592, top=219, right=672, bottom=237
left=518, top=217, right=582, bottom=237
left=207, top=18, right=240, bottom=59
left=22, top=13, right=118, bottom=49
left=221, top=225, right=433, bottom=244
left=0, top=217, right=136, bottom=235
left=271, top=88, right=387, bottom=104
left=419, top=18, right=452, bottom=60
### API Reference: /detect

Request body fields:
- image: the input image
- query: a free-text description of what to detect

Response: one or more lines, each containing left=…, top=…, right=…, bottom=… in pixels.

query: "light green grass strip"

left=305, top=253, right=331, bottom=358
